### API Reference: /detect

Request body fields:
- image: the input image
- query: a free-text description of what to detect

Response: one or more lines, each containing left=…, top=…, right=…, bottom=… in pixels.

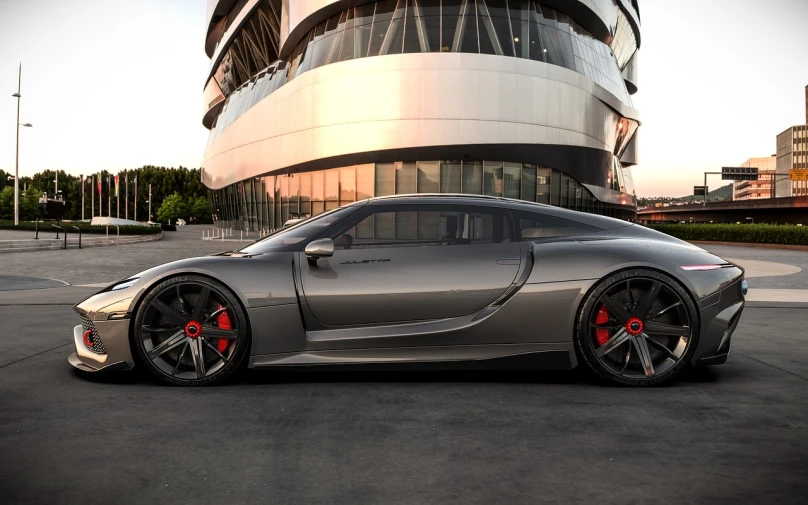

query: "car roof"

left=365, top=193, right=552, bottom=207
left=362, top=194, right=632, bottom=230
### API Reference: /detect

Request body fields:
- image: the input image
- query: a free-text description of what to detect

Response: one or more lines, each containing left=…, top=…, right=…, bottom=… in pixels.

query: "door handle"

left=496, top=259, right=521, bottom=266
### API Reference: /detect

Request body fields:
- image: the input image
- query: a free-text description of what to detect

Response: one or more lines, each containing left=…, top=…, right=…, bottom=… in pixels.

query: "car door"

left=298, top=202, right=522, bottom=326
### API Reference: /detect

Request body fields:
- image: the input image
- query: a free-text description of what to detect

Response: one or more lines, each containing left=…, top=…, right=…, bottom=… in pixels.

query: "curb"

left=689, top=241, right=808, bottom=251
left=0, top=231, right=163, bottom=253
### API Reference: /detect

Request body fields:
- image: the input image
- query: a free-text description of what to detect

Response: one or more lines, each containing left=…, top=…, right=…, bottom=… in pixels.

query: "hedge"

left=0, top=220, right=162, bottom=236
left=646, top=223, right=808, bottom=246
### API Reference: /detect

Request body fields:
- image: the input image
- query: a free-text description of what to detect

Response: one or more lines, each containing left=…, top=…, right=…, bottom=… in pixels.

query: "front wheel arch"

left=573, top=267, right=701, bottom=386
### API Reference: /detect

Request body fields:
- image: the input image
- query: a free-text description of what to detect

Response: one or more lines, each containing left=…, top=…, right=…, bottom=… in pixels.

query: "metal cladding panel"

left=201, top=52, right=640, bottom=190
left=622, top=51, right=639, bottom=95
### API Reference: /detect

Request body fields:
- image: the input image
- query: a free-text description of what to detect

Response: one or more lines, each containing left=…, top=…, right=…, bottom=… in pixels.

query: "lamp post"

left=12, top=63, right=33, bottom=226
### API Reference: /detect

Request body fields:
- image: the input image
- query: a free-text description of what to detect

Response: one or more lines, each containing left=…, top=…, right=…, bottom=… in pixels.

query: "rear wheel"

left=575, top=269, right=698, bottom=386
left=132, top=275, right=250, bottom=386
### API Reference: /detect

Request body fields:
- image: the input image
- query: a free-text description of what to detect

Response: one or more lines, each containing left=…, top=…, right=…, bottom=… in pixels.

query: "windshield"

left=238, top=204, right=362, bottom=254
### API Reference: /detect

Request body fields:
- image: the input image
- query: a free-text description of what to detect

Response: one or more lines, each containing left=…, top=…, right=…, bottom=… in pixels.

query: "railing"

left=51, top=224, right=67, bottom=249
left=70, top=226, right=82, bottom=249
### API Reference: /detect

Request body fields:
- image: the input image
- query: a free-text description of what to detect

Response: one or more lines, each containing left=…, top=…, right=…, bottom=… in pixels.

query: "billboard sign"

left=721, top=167, right=759, bottom=181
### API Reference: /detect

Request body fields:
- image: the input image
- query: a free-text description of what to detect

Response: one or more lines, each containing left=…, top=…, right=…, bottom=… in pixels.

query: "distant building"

left=733, top=156, right=776, bottom=200
left=774, top=85, right=808, bottom=197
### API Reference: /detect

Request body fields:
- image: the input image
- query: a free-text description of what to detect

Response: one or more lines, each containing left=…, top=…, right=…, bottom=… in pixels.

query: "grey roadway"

left=0, top=229, right=806, bottom=504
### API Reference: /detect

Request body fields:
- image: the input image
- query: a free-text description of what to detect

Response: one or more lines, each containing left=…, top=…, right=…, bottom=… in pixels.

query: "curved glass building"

left=202, top=0, right=642, bottom=230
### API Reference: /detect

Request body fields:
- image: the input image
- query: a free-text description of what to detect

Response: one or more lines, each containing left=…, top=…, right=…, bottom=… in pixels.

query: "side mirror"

left=305, top=238, right=334, bottom=263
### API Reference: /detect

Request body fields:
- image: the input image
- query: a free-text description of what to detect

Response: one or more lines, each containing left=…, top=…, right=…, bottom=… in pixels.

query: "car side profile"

left=69, top=195, right=745, bottom=387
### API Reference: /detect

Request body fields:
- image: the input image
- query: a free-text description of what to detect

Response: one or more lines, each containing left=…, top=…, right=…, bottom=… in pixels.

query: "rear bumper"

left=68, top=320, right=135, bottom=373
left=691, top=277, right=745, bottom=365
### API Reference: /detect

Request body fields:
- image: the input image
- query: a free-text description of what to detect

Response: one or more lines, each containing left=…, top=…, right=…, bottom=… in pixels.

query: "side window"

left=331, top=205, right=513, bottom=249
left=515, top=211, right=600, bottom=240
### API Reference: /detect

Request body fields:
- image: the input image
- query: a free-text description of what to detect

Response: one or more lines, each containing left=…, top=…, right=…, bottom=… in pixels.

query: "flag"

left=97, top=178, right=102, bottom=196
left=114, top=175, right=119, bottom=197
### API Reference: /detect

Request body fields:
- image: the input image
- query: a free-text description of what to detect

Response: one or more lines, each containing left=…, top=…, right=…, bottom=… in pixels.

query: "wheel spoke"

left=171, top=342, right=189, bottom=375
left=596, top=328, right=630, bottom=358
left=151, top=299, right=187, bottom=328
left=642, top=333, right=679, bottom=361
left=176, top=286, right=189, bottom=315
left=600, top=295, right=630, bottom=323
left=618, top=345, right=632, bottom=375
left=651, top=301, right=682, bottom=320
left=202, top=324, right=238, bottom=339
left=626, top=279, right=635, bottom=311
left=188, top=338, right=206, bottom=378
left=142, top=325, right=177, bottom=333
left=590, top=322, right=621, bottom=330
left=204, top=306, right=229, bottom=323
left=192, top=287, right=211, bottom=321
left=203, top=338, right=228, bottom=362
left=147, top=330, right=186, bottom=359
left=631, top=334, right=655, bottom=376
left=635, top=281, right=661, bottom=319
left=645, top=321, right=689, bottom=337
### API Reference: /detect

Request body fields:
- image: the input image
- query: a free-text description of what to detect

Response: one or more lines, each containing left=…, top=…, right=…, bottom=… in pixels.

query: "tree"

left=156, top=192, right=188, bottom=224
left=189, top=196, right=213, bottom=224
left=21, top=187, right=42, bottom=220
left=0, top=186, right=13, bottom=219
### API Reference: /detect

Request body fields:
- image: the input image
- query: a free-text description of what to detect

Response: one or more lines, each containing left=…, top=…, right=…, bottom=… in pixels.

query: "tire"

left=132, top=275, right=250, bottom=386
left=575, top=269, right=699, bottom=387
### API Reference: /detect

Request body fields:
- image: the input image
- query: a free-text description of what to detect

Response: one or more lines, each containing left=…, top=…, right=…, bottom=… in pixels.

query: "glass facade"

left=208, top=0, right=638, bottom=140
left=209, top=160, right=635, bottom=233
left=212, top=0, right=283, bottom=97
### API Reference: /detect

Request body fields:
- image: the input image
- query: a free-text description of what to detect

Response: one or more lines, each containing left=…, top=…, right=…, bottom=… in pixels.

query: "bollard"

left=34, top=218, right=39, bottom=240
left=240, top=230, right=243, bottom=241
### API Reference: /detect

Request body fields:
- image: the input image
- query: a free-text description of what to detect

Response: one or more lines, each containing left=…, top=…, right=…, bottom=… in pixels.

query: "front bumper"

left=69, top=319, right=135, bottom=373
left=691, top=276, right=745, bottom=365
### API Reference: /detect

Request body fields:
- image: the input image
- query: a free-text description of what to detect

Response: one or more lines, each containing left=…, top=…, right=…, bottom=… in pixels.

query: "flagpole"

left=116, top=175, right=120, bottom=218
left=107, top=175, right=111, bottom=217
left=125, top=172, right=129, bottom=220
left=80, top=175, right=84, bottom=221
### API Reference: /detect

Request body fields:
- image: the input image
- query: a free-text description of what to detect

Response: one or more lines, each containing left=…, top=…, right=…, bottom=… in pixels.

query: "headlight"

left=111, top=278, right=139, bottom=291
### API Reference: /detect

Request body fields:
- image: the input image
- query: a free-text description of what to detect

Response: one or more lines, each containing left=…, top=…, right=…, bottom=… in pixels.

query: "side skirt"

left=249, top=343, right=576, bottom=371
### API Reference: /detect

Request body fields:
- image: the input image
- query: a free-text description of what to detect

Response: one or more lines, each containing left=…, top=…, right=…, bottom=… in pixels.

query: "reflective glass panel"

left=441, top=161, right=462, bottom=193
left=417, top=161, right=440, bottom=192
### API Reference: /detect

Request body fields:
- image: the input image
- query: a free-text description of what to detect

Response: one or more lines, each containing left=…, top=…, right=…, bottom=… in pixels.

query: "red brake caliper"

left=216, top=304, right=231, bottom=353
left=595, top=305, right=610, bottom=346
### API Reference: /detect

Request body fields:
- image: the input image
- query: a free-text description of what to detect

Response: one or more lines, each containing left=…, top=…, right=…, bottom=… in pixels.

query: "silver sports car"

left=69, top=195, right=746, bottom=387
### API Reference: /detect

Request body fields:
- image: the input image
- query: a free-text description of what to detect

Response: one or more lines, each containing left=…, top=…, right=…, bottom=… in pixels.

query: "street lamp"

left=12, top=64, right=33, bottom=226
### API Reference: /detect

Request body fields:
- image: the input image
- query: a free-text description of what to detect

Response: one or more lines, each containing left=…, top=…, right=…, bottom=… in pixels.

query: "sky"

left=0, top=0, right=807, bottom=197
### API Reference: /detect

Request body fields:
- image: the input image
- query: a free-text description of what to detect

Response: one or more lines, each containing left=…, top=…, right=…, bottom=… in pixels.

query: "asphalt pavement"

left=0, top=230, right=806, bottom=504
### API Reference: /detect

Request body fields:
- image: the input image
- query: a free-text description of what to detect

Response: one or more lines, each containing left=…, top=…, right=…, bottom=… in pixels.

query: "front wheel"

left=132, top=275, right=250, bottom=386
left=575, top=269, right=699, bottom=386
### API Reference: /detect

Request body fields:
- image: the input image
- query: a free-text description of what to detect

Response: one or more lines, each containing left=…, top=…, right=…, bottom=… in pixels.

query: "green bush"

left=0, top=220, right=162, bottom=235
left=646, top=223, right=808, bottom=246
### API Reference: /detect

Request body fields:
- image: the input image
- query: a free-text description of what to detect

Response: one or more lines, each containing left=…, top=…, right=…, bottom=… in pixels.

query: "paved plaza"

left=0, top=230, right=806, bottom=504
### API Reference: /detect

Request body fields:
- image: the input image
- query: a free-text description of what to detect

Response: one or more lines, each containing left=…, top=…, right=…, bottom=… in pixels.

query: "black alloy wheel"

left=576, top=269, right=699, bottom=386
left=133, top=275, right=250, bottom=386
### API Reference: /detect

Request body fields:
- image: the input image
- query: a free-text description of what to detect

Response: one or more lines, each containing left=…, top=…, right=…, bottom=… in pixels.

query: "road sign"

left=722, top=167, right=759, bottom=181
left=790, top=169, right=808, bottom=181
left=694, top=186, right=708, bottom=196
